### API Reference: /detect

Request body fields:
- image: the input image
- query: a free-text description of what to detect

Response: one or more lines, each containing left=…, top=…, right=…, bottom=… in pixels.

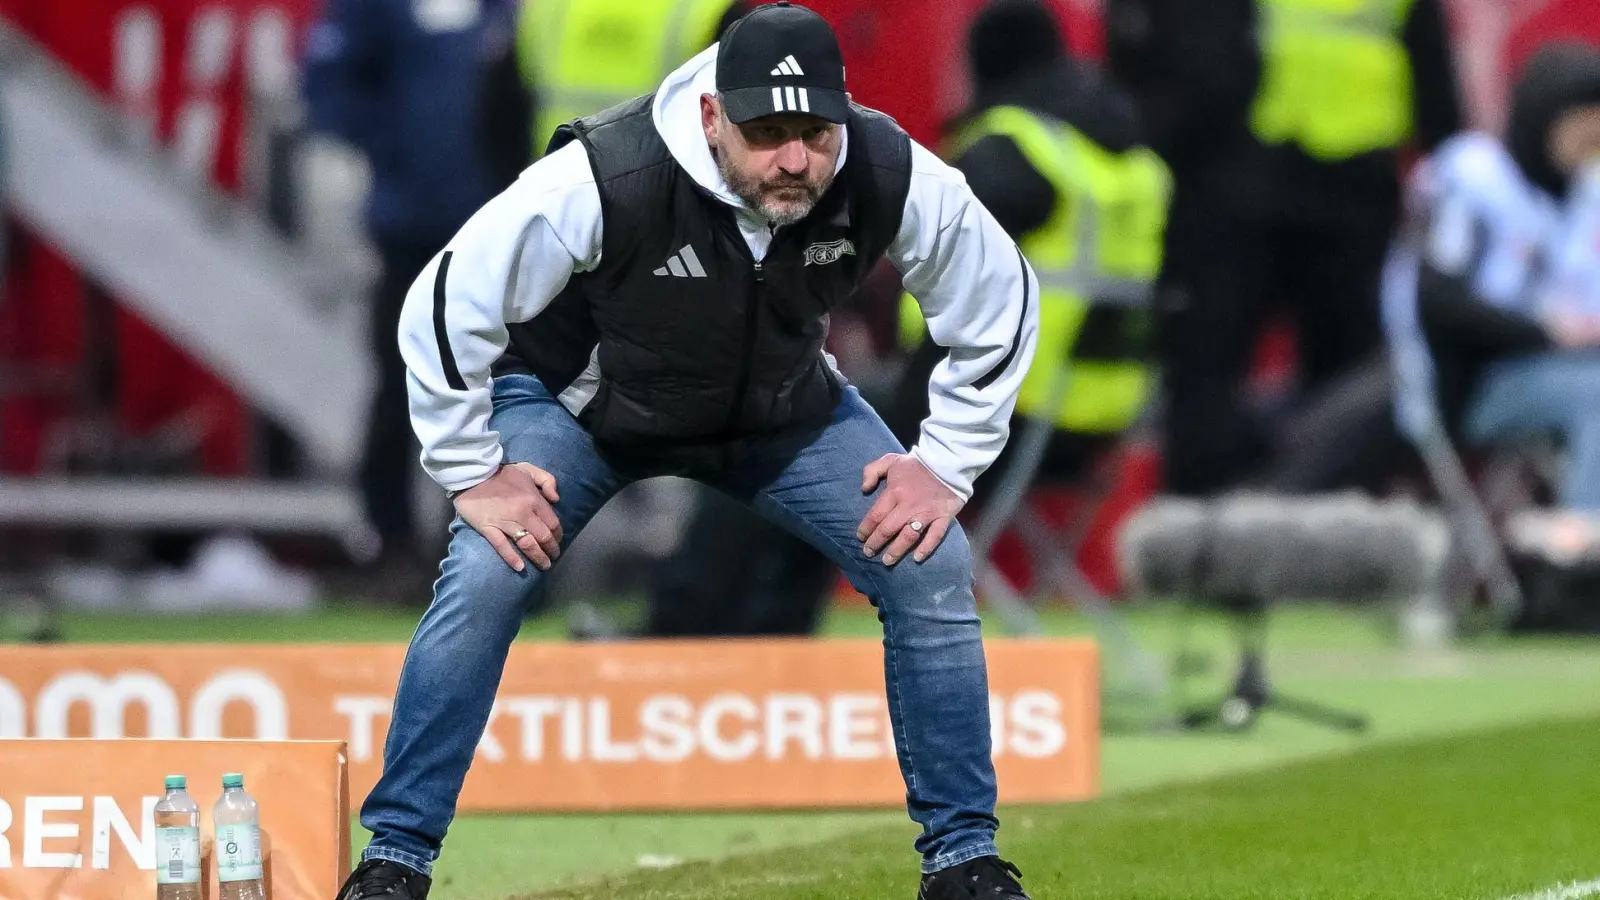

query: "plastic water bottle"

left=214, top=773, right=267, bottom=900
left=154, top=775, right=202, bottom=900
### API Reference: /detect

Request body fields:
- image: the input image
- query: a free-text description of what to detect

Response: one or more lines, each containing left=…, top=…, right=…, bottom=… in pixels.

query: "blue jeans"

left=1464, top=351, right=1600, bottom=511
left=360, top=374, right=999, bottom=876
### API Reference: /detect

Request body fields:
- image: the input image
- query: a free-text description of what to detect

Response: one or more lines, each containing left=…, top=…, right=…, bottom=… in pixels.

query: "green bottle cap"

left=222, top=773, right=244, bottom=789
left=164, top=775, right=186, bottom=790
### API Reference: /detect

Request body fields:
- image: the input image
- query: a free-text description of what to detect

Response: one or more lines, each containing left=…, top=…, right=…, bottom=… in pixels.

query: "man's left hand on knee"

left=858, top=453, right=964, bottom=566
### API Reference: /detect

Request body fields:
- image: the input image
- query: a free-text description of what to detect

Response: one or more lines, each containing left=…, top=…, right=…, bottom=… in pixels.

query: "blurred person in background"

left=515, top=0, right=753, bottom=163
left=477, top=0, right=533, bottom=193
left=335, top=4, right=1042, bottom=897
left=1383, top=44, right=1600, bottom=564
left=1105, top=0, right=1463, bottom=498
left=477, top=0, right=755, bottom=189
left=889, top=0, right=1165, bottom=508
left=303, top=0, right=499, bottom=603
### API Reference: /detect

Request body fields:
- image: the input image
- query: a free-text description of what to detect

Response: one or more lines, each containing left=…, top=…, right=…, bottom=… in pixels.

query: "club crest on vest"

left=804, top=238, right=856, bottom=266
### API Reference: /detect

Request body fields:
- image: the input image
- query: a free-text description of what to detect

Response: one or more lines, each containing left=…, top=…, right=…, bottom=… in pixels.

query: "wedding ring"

left=909, top=521, right=924, bottom=533
left=512, top=528, right=531, bottom=541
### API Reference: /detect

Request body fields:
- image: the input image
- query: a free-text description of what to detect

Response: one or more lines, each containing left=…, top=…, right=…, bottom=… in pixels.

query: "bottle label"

left=155, top=826, right=201, bottom=885
left=215, top=823, right=263, bottom=882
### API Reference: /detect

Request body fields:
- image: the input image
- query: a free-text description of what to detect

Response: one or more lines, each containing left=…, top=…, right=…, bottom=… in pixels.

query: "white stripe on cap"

left=798, top=87, right=809, bottom=112
left=785, top=54, right=804, bottom=75
left=784, top=86, right=796, bottom=111
left=772, top=86, right=783, bottom=112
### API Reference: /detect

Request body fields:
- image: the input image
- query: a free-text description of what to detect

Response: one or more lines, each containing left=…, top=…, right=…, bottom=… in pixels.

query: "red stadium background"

left=1, top=0, right=1594, bottom=595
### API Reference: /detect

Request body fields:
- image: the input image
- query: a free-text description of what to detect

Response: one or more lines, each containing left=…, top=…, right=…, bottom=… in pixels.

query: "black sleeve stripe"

left=432, top=251, right=467, bottom=392
left=972, top=245, right=1030, bottom=392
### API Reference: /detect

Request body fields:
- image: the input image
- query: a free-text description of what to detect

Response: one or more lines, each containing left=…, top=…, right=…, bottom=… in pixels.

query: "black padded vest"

left=498, top=94, right=912, bottom=473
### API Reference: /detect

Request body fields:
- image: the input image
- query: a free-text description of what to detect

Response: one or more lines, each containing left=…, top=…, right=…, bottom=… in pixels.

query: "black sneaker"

left=918, top=856, right=1031, bottom=899
left=335, top=859, right=432, bottom=900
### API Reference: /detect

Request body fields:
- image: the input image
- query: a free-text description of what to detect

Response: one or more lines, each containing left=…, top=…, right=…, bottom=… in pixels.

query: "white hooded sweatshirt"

left=397, top=44, right=1039, bottom=502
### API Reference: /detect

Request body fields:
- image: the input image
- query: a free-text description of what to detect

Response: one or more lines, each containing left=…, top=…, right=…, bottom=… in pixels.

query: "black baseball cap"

left=716, top=1, right=849, bottom=125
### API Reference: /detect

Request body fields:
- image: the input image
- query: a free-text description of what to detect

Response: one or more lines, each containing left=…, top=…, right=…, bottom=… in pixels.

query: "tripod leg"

left=1187, top=601, right=1370, bottom=733
left=968, top=412, right=1056, bottom=559
left=1418, top=429, right=1524, bottom=627
left=967, top=355, right=1082, bottom=635
left=1233, top=633, right=1368, bottom=733
left=1266, top=694, right=1370, bottom=732
left=975, top=559, right=1046, bottom=636
left=1016, top=510, right=1173, bottom=718
left=969, top=358, right=1079, bottom=559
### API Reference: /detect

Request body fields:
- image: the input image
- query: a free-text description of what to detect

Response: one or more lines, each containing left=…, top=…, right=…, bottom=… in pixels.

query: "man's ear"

left=701, top=93, right=720, bottom=144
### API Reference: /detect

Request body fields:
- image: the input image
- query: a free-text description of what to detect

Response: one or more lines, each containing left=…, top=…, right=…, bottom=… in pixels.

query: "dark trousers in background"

left=362, top=239, right=444, bottom=560
left=636, top=340, right=945, bottom=640
left=1252, top=353, right=1412, bottom=495
left=1155, top=192, right=1395, bottom=497
left=644, top=487, right=834, bottom=636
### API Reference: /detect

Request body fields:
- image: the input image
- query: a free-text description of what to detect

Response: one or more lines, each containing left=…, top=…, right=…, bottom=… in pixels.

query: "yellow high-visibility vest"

left=1250, top=0, right=1416, bottom=161
left=901, top=105, right=1170, bottom=434
left=518, top=0, right=733, bottom=157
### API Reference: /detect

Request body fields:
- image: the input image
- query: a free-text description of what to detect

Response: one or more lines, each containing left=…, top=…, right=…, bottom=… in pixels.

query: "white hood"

left=650, top=44, right=849, bottom=218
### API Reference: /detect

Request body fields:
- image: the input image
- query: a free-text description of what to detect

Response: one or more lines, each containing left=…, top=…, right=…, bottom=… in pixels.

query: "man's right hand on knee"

left=453, top=462, right=563, bottom=571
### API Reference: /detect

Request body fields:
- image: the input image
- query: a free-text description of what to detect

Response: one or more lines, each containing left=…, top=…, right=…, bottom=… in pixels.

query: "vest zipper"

left=723, top=258, right=763, bottom=435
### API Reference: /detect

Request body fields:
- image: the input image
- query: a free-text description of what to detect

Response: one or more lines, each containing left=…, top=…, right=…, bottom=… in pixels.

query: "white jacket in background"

left=1381, top=132, right=1562, bottom=438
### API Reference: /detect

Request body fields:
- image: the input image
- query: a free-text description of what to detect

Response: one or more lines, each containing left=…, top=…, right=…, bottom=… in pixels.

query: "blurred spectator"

left=303, top=0, right=498, bottom=602
left=1382, top=44, right=1600, bottom=560
left=515, top=0, right=753, bottom=160
left=1106, top=0, right=1464, bottom=497
left=1171, top=42, right=1600, bottom=572
left=477, top=0, right=535, bottom=192
left=888, top=0, right=1163, bottom=501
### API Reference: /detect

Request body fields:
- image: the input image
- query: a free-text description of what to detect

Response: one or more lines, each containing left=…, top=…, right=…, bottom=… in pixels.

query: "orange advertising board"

left=0, top=639, right=1098, bottom=811
left=0, top=739, right=349, bottom=900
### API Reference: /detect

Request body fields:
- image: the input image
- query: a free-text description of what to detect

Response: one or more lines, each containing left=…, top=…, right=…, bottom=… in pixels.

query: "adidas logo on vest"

left=654, top=244, right=707, bottom=278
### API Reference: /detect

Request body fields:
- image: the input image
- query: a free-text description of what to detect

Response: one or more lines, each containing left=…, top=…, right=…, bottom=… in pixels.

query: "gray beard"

left=714, top=147, right=827, bottom=227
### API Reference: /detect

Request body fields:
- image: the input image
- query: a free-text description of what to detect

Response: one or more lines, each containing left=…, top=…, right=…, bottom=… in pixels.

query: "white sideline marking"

left=1502, top=877, right=1600, bottom=900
